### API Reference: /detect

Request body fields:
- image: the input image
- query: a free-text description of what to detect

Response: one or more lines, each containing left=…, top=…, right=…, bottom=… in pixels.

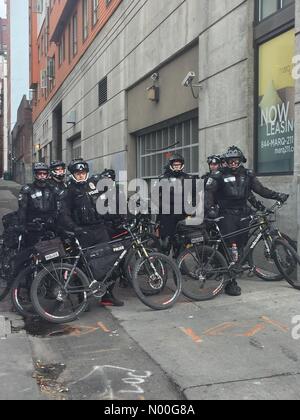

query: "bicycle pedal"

left=89, top=280, right=100, bottom=292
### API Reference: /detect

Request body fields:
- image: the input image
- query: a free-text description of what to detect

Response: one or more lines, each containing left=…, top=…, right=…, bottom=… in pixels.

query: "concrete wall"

left=33, top=0, right=203, bottom=177
left=127, top=44, right=199, bottom=133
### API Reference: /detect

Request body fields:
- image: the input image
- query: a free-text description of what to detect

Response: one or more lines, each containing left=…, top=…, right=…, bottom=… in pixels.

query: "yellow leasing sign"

left=258, top=30, right=295, bottom=174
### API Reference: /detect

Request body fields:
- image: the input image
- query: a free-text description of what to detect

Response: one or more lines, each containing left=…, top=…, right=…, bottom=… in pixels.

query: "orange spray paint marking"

left=236, top=323, right=266, bottom=337
left=180, top=327, right=203, bottom=344
left=204, top=322, right=236, bottom=337
left=261, top=316, right=289, bottom=333
left=97, top=322, right=111, bottom=333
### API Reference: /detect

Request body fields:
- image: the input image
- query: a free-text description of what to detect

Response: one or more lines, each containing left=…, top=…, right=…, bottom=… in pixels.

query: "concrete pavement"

left=0, top=313, right=43, bottom=400
left=0, top=181, right=43, bottom=400
left=110, top=277, right=300, bottom=400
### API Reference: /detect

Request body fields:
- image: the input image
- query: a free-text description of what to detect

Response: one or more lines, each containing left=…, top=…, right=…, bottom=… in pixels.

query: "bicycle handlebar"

left=240, top=201, right=283, bottom=223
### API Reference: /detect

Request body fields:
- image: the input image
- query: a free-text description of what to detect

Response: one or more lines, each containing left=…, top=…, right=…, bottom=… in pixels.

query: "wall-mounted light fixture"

left=147, top=72, right=160, bottom=102
left=147, top=85, right=160, bottom=102
left=182, top=71, right=202, bottom=99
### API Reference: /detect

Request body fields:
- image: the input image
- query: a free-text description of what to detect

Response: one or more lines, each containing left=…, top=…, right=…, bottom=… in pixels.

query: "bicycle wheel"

left=177, top=245, right=227, bottom=301
left=30, top=263, right=90, bottom=324
left=0, top=276, right=10, bottom=301
left=249, top=232, right=296, bottom=281
left=272, top=238, right=300, bottom=290
left=0, top=244, right=11, bottom=301
left=131, top=252, right=182, bottom=310
left=11, top=266, right=37, bottom=317
left=125, top=234, right=161, bottom=283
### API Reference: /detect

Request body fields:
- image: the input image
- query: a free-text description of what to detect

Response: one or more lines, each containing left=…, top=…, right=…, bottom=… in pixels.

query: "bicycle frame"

left=208, top=202, right=284, bottom=272
left=50, top=223, right=159, bottom=297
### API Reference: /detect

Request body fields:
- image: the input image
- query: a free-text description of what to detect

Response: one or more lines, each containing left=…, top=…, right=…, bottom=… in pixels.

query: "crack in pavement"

left=183, top=371, right=300, bottom=392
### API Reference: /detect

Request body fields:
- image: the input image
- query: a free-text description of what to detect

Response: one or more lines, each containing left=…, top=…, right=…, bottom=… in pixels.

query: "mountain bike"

left=177, top=202, right=297, bottom=301
left=9, top=221, right=61, bottom=317
left=30, top=218, right=182, bottom=324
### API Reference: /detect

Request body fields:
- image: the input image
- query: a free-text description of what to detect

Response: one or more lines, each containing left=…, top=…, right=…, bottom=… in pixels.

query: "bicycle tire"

left=30, top=263, right=90, bottom=324
left=272, top=238, right=300, bottom=290
left=177, top=245, right=227, bottom=301
left=11, top=266, right=37, bottom=317
left=131, top=252, right=182, bottom=310
left=249, top=232, right=296, bottom=282
left=0, top=276, right=10, bottom=301
left=125, top=234, right=161, bottom=283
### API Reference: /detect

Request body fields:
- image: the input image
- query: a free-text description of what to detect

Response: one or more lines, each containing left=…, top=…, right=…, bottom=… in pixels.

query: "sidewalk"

left=0, top=311, right=43, bottom=400
left=0, top=179, right=21, bottom=198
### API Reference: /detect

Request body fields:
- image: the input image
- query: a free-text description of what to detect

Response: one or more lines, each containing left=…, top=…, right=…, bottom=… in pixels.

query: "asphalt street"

left=1, top=181, right=300, bottom=400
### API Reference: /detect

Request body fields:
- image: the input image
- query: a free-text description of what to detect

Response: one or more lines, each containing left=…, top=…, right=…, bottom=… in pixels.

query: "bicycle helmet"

left=50, top=160, right=66, bottom=181
left=33, top=163, right=49, bottom=185
left=224, top=146, right=247, bottom=164
left=207, top=155, right=221, bottom=166
left=168, top=153, right=185, bottom=173
left=100, top=168, right=116, bottom=182
left=68, top=159, right=89, bottom=183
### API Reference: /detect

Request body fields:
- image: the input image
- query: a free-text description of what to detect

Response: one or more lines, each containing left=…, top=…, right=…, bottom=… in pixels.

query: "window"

left=92, top=0, right=99, bottom=26
left=82, top=0, right=89, bottom=41
left=68, top=22, right=71, bottom=63
left=72, top=13, right=78, bottom=57
left=58, top=33, right=65, bottom=66
left=258, top=0, right=294, bottom=22
left=98, top=77, right=108, bottom=106
left=137, top=116, right=199, bottom=179
left=256, top=30, right=295, bottom=174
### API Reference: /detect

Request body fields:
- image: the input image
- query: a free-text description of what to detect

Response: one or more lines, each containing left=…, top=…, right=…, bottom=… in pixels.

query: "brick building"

left=11, top=95, right=33, bottom=184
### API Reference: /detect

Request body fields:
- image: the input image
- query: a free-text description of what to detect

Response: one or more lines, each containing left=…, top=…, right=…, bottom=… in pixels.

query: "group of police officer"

left=15, top=145, right=289, bottom=301
left=17, top=159, right=123, bottom=306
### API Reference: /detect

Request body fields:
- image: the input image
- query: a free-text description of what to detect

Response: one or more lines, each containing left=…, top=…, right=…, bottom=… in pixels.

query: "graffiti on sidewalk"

left=69, top=365, right=152, bottom=400
left=180, top=316, right=290, bottom=345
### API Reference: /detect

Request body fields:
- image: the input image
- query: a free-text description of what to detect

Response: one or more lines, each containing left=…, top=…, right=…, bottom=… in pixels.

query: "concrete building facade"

left=29, top=0, right=300, bottom=239
left=11, top=95, right=33, bottom=184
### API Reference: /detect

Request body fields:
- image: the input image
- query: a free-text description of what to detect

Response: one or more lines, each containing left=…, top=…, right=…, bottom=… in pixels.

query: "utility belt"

left=220, top=207, right=250, bottom=216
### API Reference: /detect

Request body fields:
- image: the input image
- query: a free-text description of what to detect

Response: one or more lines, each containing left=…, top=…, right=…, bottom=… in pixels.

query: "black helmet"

left=100, top=169, right=116, bottom=181
left=207, top=155, right=221, bottom=166
left=68, top=159, right=89, bottom=184
left=224, top=146, right=247, bottom=164
left=50, top=160, right=66, bottom=181
left=169, top=153, right=185, bottom=173
left=33, top=162, right=49, bottom=184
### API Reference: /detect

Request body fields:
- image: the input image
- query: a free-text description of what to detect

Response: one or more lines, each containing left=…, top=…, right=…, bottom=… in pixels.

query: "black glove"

left=207, top=206, right=219, bottom=220
left=74, top=227, right=89, bottom=237
left=256, top=201, right=266, bottom=212
left=277, top=193, right=289, bottom=204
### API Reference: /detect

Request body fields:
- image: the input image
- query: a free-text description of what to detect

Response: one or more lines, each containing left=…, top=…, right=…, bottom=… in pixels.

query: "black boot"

left=225, top=279, right=241, bottom=297
left=99, top=290, right=124, bottom=307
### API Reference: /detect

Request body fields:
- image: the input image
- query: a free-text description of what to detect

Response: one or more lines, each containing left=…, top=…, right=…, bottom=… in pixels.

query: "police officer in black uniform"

left=49, top=160, right=67, bottom=192
left=155, top=154, right=197, bottom=250
left=206, top=146, right=289, bottom=296
left=61, top=159, right=123, bottom=307
left=202, top=155, right=222, bottom=187
left=18, top=163, right=63, bottom=246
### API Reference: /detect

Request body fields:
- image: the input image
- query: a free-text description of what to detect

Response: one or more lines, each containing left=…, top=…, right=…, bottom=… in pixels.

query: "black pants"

left=158, top=214, right=186, bottom=240
left=218, top=208, right=251, bottom=252
left=78, top=224, right=111, bottom=248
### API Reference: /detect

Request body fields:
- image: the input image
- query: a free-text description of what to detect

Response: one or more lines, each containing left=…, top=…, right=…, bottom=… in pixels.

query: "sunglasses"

left=228, top=159, right=241, bottom=165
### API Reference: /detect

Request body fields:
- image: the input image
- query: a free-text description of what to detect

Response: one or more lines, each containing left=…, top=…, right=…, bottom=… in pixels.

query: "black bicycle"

left=10, top=222, right=61, bottom=317
left=177, top=202, right=297, bottom=301
left=30, top=218, right=182, bottom=324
